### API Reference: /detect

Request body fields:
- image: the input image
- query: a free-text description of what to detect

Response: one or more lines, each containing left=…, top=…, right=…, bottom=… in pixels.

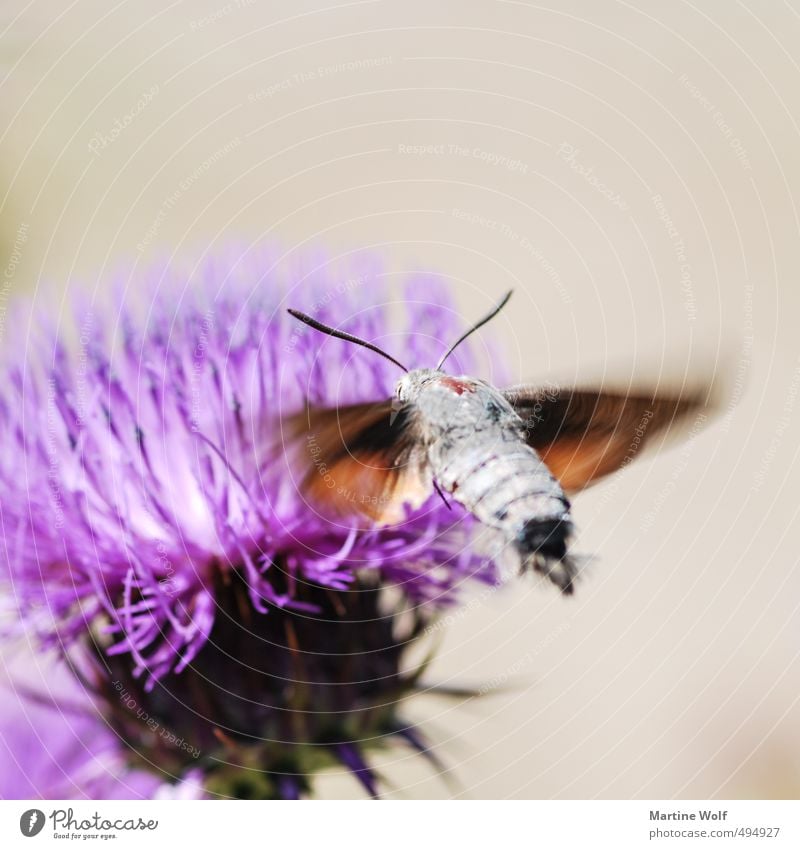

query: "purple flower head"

left=0, top=250, right=502, bottom=797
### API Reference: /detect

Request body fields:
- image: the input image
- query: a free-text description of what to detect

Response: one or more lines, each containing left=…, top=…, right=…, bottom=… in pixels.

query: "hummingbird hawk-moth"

left=287, top=291, right=707, bottom=594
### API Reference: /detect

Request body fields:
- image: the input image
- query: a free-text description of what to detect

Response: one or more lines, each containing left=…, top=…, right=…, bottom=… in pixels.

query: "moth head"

left=395, top=368, right=440, bottom=403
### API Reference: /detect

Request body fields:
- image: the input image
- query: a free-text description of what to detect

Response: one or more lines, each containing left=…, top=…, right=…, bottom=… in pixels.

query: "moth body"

left=397, top=369, right=576, bottom=590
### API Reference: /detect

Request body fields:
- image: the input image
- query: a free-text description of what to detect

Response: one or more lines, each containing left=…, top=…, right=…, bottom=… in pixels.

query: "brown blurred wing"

left=285, top=400, right=431, bottom=523
left=503, top=383, right=710, bottom=492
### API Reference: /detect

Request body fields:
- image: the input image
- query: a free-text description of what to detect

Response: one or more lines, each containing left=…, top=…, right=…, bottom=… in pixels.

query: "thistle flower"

left=0, top=251, right=499, bottom=798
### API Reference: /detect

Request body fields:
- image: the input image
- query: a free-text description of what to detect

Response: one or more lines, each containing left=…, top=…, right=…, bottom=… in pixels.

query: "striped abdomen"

left=431, top=424, right=575, bottom=589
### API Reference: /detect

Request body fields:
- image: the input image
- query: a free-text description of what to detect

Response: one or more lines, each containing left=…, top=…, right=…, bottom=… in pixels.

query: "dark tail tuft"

left=518, top=518, right=570, bottom=561
left=517, top=518, right=575, bottom=593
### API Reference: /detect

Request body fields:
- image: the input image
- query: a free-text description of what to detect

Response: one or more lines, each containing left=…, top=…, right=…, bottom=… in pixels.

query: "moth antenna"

left=287, top=308, right=409, bottom=373
left=436, top=289, right=513, bottom=371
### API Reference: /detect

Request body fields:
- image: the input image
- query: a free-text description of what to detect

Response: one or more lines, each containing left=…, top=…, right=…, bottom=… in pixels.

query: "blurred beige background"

left=1, top=0, right=799, bottom=799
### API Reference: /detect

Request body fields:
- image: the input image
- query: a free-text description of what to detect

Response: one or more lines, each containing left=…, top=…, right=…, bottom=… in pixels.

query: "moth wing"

left=284, top=400, right=432, bottom=523
left=503, top=382, right=711, bottom=492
